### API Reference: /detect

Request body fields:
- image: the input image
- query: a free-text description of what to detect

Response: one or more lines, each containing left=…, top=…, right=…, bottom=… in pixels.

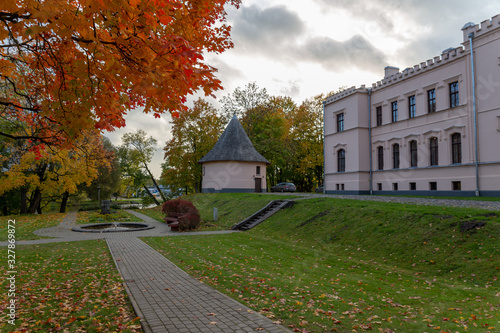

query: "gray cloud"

left=231, top=4, right=305, bottom=52
left=297, top=35, right=386, bottom=72
left=230, top=4, right=386, bottom=73
left=313, top=0, right=500, bottom=66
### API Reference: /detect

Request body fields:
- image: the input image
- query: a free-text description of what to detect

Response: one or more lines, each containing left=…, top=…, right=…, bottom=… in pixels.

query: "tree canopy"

left=162, top=98, right=225, bottom=193
left=0, top=0, right=241, bottom=146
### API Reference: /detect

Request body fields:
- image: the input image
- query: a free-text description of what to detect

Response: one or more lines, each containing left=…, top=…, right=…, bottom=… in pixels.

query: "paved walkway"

left=108, top=236, right=290, bottom=333
left=1, top=210, right=291, bottom=333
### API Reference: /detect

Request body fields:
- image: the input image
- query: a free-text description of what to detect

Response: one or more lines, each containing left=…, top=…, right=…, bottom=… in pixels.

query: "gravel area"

left=267, top=193, right=500, bottom=211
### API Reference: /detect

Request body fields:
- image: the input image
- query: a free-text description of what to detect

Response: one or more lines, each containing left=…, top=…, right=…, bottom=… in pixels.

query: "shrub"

left=178, top=212, right=201, bottom=231
left=161, top=199, right=181, bottom=216
left=162, top=199, right=200, bottom=230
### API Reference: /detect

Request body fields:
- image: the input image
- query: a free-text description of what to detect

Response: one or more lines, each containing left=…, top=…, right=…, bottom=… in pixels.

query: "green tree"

left=241, top=97, right=294, bottom=188
left=163, top=99, right=225, bottom=193
left=119, top=130, right=164, bottom=203
left=287, top=94, right=325, bottom=191
left=83, top=137, right=121, bottom=202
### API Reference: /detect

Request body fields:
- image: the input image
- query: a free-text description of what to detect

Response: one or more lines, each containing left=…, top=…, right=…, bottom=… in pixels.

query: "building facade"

left=324, top=15, right=500, bottom=196
left=199, top=116, right=270, bottom=193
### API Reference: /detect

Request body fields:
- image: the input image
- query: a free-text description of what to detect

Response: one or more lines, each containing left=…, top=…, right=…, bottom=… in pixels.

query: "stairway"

left=231, top=200, right=292, bottom=231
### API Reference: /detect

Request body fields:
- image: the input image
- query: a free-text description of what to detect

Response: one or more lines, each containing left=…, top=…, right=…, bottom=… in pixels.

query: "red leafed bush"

left=161, top=199, right=200, bottom=230
left=178, top=212, right=200, bottom=231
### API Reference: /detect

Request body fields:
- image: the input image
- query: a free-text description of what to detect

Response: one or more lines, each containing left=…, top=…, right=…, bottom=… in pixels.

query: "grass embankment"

left=138, top=193, right=299, bottom=230
left=145, top=194, right=499, bottom=332
left=0, top=240, right=142, bottom=333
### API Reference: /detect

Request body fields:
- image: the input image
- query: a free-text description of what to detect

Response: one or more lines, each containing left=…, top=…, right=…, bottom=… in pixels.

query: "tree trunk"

left=60, top=191, right=69, bottom=213
left=20, top=187, right=28, bottom=214
left=143, top=163, right=167, bottom=202
left=143, top=185, right=160, bottom=206
left=27, top=188, right=42, bottom=214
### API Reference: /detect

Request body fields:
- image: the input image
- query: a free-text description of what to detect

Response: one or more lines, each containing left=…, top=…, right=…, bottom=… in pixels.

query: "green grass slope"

left=253, top=198, right=499, bottom=285
left=145, top=194, right=499, bottom=332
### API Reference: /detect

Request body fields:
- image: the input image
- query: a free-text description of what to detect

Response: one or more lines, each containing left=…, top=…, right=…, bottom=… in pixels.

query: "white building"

left=199, top=116, right=269, bottom=193
left=324, top=15, right=500, bottom=196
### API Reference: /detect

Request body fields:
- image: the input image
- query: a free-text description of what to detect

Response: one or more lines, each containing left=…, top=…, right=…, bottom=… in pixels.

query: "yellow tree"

left=0, top=132, right=111, bottom=213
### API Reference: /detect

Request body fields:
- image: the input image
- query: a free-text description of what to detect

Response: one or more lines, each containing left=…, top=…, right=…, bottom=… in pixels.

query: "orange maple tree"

left=0, top=0, right=240, bottom=145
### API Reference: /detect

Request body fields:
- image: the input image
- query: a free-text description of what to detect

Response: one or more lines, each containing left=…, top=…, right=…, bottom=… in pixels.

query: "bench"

left=164, top=217, right=178, bottom=224
left=165, top=214, right=182, bottom=231
left=169, top=221, right=179, bottom=231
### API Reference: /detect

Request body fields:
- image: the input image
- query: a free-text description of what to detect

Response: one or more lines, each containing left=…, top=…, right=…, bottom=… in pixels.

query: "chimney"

left=384, top=66, right=399, bottom=78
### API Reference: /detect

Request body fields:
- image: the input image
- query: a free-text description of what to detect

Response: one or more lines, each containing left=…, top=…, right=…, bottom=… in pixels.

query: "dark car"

left=315, top=185, right=324, bottom=193
left=270, top=182, right=296, bottom=192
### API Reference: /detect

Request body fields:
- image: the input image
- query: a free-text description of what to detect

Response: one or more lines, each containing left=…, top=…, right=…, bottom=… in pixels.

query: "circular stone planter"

left=72, top=222, right=154, bottom=233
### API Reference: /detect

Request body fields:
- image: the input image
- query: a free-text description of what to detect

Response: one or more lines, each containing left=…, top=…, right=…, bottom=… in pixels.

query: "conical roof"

left=199, top=116, right=270, bottom=164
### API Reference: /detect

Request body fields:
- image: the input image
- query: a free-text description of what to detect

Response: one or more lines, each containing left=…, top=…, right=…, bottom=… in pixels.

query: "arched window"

left=451, top=133, right=461, bottom=164
left=337, top=149, right=345, bottom=172
left=377, top=146, right=384, bottom=170
left=430, top=137, right=438, bottom=166
left=392, top=144, right=400, bottom=169
left=409, top=140, right=418, bottom=167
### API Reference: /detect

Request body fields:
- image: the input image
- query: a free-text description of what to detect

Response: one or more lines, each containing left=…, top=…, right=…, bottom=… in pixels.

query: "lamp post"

left=97, top=184, right=101, bottom=206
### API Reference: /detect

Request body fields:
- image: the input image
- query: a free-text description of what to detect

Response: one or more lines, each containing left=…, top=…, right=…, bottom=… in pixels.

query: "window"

left=408, top=95, right=416, bottom=118
left=429, top=182, right=437, bottom=191
left=377, top=183, right=382, bottom=191
left=392, top=143, right=400, bottom=169
left=410, top=140, right=418, bottom=167
left=429, top=137, right=438, bottom=166
left=410, top=182, right=416, bottom=191
left=391, top=101, right=398, bottom=122
left=256, top=166, right=261, bottom=175
left=337, top=149, right=345, bottom=172
left=449, top=82, right=459, bottom=108
left=393, top=183, right=398, bottom=191
left=428, top=89, right=436, bottom=113
left=341, top=184, right=345, bottom=190
left=451, top=133, right=461, bottom=164
left=376, top=106, right=382, bottom=126
left=377, top=146, right=384, bottom=170
left=336, top=113, right=344, bottom=132
left=336, top=184, right=340, bottom=190
left=452, top=181, right=461, bottom=191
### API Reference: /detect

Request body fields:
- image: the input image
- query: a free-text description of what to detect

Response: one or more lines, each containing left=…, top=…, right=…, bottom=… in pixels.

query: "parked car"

left=315, top=185, right=324, bottom=193
left=271, top=182, right=296, bottom=192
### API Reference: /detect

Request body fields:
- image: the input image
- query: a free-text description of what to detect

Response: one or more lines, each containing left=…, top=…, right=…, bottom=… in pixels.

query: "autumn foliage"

left=0, top=0, right=240, bottom=145
left=161, top=199, right=200, bottom=230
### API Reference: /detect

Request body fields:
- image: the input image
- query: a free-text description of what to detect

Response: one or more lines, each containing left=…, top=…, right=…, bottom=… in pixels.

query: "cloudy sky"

left=105, top=0, right=500, bottom=178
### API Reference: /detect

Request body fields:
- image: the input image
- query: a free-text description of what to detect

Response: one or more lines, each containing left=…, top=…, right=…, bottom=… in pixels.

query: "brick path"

left=107, top=236, right=290, bottom=333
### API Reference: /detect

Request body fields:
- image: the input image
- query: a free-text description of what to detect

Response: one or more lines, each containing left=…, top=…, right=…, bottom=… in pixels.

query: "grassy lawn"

left=0, top=213, right=66, bottom=241
left=144, top=195, right=499, bottom=332
left=137, top=193, right=300, bottom=230
left=75, top=210, right=143, bottom=225
left=0, top=240, right=142, bottom=333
